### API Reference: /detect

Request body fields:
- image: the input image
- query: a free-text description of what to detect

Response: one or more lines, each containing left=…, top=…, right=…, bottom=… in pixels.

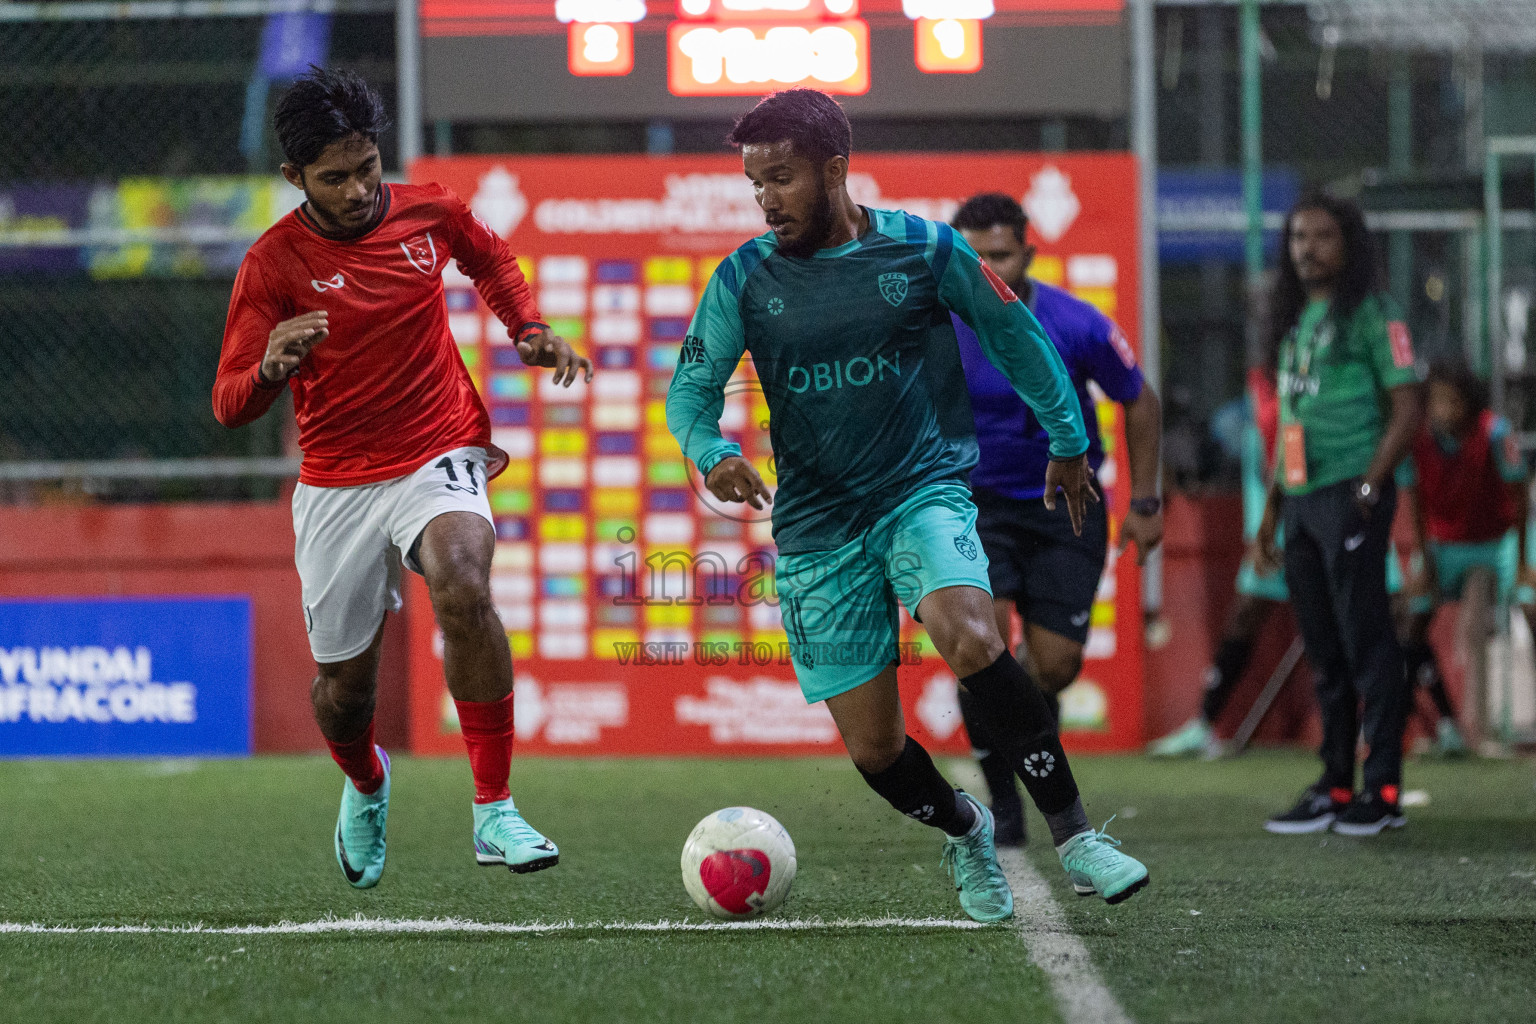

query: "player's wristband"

left=1129, top=496, right=1162, bottom=517
left=252, top=365, right=287, bottom=390
left=515, top=321, right=551, bottom=343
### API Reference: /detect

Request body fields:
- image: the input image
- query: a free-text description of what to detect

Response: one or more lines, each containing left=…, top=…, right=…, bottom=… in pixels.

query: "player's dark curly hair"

left=1427, top=357, right=1489, bottom=416
left=726, top=89, right=851, bottom=166
left=1265, top=191, right=1380, bottom=366
left=952, top=193, right=1028, bottom=244
left=274, top=66, right=390, bottom=170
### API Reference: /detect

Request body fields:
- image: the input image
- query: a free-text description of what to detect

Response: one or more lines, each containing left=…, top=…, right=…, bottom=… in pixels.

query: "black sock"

left=1201, top=635, right=1255, bottom=723
left=958, top=652, right=1081, bottom=817
left=858, top=736, right=976, bottom=838
left=957, top=685, right=1021, bottom=808
left=1047, top=798, right=1092, bottom=848
left=1044, top=689, right=1061, bottom=728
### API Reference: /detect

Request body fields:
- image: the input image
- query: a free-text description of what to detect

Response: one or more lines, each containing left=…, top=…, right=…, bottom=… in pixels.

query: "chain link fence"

left=0, top=2, right=397, bottom=500
left=5, top=1, right=1535, bottom=499
left=1153, top=1, right=1536, bottom=487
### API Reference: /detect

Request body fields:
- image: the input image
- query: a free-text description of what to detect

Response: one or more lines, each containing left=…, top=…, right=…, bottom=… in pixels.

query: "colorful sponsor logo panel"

left=406, top=152, right=1144, bottom=754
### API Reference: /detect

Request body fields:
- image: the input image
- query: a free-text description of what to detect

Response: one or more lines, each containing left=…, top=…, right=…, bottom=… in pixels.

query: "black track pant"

left=1281, top=478, right=1409, bottom=792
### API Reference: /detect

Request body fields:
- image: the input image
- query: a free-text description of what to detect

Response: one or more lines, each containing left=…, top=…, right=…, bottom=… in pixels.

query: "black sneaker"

left=1264, top=784, right=1351, bottom=834
left=991, top=796, right=1025, bottom=848
left=1331, top=788, right=1406, bottom=836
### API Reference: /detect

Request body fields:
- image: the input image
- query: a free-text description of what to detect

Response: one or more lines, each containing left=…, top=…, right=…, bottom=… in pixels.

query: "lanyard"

left=1281, top=304, right=1333, bottom=419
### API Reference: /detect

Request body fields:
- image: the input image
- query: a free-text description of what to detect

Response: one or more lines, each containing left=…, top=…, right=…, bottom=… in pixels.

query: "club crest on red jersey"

left=401, top=232, right=438, bottom=275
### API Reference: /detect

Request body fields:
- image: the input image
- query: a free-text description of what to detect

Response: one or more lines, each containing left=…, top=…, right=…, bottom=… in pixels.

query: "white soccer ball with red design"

left=681, top=806, right=797, bottom=920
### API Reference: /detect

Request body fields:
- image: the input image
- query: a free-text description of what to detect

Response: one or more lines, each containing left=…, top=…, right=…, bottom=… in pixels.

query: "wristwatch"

left=1129, top=496, right=1161, bottom=517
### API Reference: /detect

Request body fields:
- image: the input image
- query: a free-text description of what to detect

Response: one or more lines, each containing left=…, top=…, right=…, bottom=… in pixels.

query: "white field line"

left=0, top=915, right=991, bottom=937
left=999, top=850, right=1134, bottom=1024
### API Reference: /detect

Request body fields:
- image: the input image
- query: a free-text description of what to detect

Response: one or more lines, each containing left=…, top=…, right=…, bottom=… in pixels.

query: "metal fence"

left=4, top=0, right=1536, bottom=499
left=1151, top=1, right=1536, bottom=488
left=0, top=1, right=397, bottom=500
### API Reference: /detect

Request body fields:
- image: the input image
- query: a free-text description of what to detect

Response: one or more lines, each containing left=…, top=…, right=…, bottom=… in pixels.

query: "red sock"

left=456, top=692, right=514, bottom=804
left=324, top=719, right=384, bottom=795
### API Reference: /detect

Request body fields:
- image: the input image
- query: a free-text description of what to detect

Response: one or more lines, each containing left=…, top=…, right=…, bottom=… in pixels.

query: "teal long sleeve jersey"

left=665, top=207, right=1090, bottom=555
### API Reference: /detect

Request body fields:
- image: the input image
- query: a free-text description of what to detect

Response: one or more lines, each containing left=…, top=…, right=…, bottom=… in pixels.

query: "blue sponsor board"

left=1158, top=168, right=1301, bottom=266
left=0, top=597, right=252, bottom=757
left=258, top=13, right=332, bottom=80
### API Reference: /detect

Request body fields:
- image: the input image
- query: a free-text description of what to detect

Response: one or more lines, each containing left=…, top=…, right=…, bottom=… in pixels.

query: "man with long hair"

left=668, top=90, right=1150, bottom=920
left=1401, top=358, right=1534, bottom=750
left=213, top=68, right=590, bottom=887
left=1256, top=193, right=1424, bottom=836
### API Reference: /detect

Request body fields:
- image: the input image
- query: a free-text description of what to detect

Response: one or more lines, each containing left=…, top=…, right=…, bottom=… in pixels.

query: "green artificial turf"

left=0, top=752, right=1533, bottom=1023
left=0, top=756, right=1055, bottom=1024
left=1034, top=752, right=1536, bottom=1024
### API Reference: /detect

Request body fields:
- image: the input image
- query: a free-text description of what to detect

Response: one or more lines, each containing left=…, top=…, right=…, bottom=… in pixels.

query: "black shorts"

left=972, top=485, right=1109, bottom=645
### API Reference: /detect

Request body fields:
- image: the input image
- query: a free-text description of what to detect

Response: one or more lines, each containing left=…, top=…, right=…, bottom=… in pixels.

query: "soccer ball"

left=681, top=806, right=797, bottom=920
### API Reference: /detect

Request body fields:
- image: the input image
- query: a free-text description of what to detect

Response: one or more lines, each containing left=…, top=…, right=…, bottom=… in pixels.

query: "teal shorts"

left=775, top=481, right=992, bottom=704
left=1408, top=532, right=1534, bottom=615
left=1235, top=541, right=1406, bottom=603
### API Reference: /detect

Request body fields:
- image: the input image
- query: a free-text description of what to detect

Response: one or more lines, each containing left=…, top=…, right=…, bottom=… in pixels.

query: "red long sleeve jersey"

left=213, top=182, right=542, bottom=487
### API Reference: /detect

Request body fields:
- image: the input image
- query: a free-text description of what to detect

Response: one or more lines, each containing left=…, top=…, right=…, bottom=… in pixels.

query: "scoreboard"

left=404, top=152, right=1144, bottom=756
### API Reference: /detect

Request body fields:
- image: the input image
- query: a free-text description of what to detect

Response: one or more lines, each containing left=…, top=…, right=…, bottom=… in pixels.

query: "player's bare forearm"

left=1124, top=386, right=1162, bottom=501
left=1118, top=387, right=1164, bottom=563
left=1364, top=383, right=1423, bottom=490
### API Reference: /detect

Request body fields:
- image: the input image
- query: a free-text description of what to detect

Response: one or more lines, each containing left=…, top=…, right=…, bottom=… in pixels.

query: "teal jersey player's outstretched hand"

left=666, top=208, right=1091, bottom=555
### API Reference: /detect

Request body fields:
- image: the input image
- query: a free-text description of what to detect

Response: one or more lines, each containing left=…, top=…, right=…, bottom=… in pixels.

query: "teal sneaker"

left=1435, top=718, right=1468, bottom=758
left=473, top=798, right=559, bottom=874
left=939, top=792, right=1014, bottom=923
left=1057, top=817, right=1149, bottom=905
left=1148, top=717, right=1213, bottom=758
left=334, top=746, right=390, bottom=890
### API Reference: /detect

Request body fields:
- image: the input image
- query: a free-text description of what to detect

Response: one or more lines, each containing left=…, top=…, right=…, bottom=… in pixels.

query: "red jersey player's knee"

left=427, top=575, right=497, bottom=641
left=417, top=512, right=496, bottom=637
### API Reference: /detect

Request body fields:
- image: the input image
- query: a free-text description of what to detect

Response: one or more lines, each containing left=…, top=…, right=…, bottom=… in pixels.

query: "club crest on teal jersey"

left=878, top=272, right=909, bottom=307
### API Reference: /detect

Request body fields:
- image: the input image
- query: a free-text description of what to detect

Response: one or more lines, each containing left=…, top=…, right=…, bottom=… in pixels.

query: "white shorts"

left=293, top=446, right=495, bottom=663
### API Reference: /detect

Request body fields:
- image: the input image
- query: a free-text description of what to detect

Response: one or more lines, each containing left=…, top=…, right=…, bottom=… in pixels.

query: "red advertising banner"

left=407, top=152, right=1143, bottom=756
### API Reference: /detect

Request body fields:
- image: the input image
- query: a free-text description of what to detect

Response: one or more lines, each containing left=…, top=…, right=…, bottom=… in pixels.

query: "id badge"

left=1282, top=422, right=1308, bottom=487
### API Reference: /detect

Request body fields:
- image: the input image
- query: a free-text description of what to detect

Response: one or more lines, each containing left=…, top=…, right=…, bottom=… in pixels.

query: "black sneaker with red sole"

left=1331, top=788, right=1406, bottom=836
left=1264, top=784, right=1352, bottom=834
